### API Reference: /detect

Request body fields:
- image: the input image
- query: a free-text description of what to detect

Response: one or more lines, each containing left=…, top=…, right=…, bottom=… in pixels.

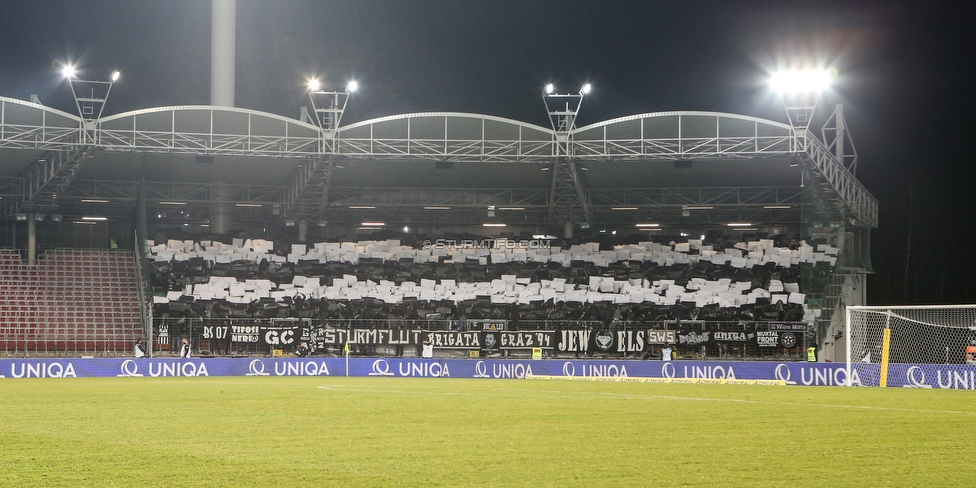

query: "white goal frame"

left=845, top=304, right=976, bottom=387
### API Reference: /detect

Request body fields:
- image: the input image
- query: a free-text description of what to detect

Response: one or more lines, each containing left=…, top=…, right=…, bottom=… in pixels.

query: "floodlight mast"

left=306, top=80, right=356, bottom=147
left=62, top=66, right=120, bottom=143
left=771, top=69, right=833, bottom=150
left=542, top=83, right=590, bottom=155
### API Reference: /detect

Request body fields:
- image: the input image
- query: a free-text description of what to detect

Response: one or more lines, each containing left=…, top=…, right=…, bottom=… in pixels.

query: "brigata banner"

left=3, top=357, right=975, bottom=389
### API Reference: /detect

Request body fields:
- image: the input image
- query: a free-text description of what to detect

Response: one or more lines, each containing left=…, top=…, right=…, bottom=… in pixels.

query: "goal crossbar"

left=846, top=305, right=976, bottom=387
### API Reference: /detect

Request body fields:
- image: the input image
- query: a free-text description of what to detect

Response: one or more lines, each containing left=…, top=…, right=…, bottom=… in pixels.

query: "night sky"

left=1, top=0, right=973, bottom=305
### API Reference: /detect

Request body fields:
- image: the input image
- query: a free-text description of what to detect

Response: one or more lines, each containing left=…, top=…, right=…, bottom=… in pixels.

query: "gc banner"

left=260, top=325, right=301, bottom=347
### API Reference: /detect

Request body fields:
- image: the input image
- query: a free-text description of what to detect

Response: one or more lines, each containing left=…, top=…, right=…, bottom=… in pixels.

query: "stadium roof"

left=0, top=96, right=874, bottom=230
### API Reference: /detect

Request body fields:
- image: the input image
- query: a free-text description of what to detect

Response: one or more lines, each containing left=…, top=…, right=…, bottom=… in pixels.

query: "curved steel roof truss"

left=572, top=112, right=795, bottom=160
left=0, top=99, right=877, bottom=227
left=336, top=113, right=555, bottom=163
left=0, top=97, right=83, bottom=149
left=96, top=106, right=323, bottom=157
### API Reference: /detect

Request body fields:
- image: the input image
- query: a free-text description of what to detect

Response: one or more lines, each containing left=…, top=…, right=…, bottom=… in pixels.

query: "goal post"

left=846, top=305, right=976, bottom=387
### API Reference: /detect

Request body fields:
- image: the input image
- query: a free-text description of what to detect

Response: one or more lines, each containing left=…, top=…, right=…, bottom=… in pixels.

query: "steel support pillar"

left=27, top=214, right=36, bottom=265
left=211, top=181, right=232, bottom=234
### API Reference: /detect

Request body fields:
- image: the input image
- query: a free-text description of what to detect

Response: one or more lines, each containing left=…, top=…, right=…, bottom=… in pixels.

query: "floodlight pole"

left=66, top=73, right=119, bottom=144
left=780, top=91, right=821, bottom=152
left=542, top=85, right=592, bottom=233
left=542, top=85, right=588, bottom=156
left=307, top=86, right=353, bottom=149
left=284, top=83, right=356, bottom=228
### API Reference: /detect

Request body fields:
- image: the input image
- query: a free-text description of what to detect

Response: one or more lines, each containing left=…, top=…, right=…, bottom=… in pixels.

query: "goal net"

left=846, top=305, right=976, bottom=387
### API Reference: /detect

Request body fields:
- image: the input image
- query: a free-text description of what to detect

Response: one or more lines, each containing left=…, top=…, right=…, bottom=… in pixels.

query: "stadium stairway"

left=0, top=249, right=142, bottom=356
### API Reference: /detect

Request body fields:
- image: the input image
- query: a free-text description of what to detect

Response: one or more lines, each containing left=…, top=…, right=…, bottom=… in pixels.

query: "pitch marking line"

left=526, top=373, right=787, bottom=386
left=316, top=382, right=976, bottom=416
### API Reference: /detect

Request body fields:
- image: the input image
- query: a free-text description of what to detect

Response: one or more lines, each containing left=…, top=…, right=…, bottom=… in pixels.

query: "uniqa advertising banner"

left=4, top=357, right=975, bottom=388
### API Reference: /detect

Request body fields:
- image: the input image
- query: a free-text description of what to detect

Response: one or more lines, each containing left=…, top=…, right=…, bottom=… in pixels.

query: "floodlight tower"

left=307, top=79, right=357, bottom=148
left=285, top=80, right=358, bottom=237
left=63, top=66, right=120, bottom=143
left=770, top=69, right=833, bottom=151
left=542, top=83, right=590, bottom=156
left=542, top=83, right=592, bottom=236
left=772, top=68, right=857, bottom=173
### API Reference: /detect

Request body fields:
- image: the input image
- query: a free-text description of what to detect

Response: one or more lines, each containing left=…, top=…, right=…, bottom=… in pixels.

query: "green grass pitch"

left=2, top=377, right=975, bottom=486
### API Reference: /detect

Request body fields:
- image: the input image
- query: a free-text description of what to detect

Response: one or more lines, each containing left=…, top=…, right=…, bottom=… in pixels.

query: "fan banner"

left=425, top=331, right=483, bottom=349
left=313, top=329, right=556, bottom=349
left=767, top=322, right=808, bottom=332
left=258, top=325, right=302, bottom=347
left=319, top=327, right=422, bottom=346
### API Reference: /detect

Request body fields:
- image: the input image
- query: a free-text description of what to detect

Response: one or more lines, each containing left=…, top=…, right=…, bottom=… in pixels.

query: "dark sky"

left=1, top=0, right=973, bottom=304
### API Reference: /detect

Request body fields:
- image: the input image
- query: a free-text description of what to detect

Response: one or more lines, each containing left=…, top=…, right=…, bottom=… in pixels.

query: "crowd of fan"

left=149, top=235, right=835, bottom=326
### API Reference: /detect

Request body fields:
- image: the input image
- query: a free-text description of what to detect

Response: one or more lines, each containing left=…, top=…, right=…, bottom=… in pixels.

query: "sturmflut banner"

left=4, top=357, right=976, bottom=389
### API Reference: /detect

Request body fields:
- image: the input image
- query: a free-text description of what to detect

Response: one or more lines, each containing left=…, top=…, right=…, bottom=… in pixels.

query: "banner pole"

left=344, top=341, right=349, bottom=377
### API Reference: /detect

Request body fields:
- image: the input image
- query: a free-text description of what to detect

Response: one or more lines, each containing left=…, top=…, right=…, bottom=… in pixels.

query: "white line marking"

left=314, top=383, right=976, bottom=416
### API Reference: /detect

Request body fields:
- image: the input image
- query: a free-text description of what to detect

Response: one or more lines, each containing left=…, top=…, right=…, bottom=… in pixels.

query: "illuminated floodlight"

left=346, top=80, right=358, bottom=92
left=611, top=207, right=638, bottom=211
left=727, top=222, right=752, bottom=227
left=580, top=83, right=591, bottom=94
left=111, top=70, right=120, bottom=82
left=62, top=65, right=76, bottom=78
left=308, top=79, right=321, bottom=91
left=770, top=69, right=833, bottom=93
left=544, top=83, right=554, bottom=94
left=483, top=223, right=506, bottom=227
left=361, top=222, right=385, bottom=226
left=82, top=216, right=107, bottom=221
left=635, top=223, right=659, bottom=228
